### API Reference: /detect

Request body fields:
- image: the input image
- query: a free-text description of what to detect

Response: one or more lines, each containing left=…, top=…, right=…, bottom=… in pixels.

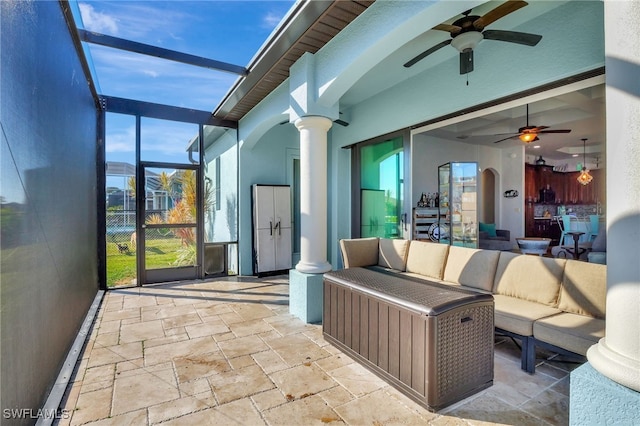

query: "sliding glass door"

left=358, top=137, right=404, bottom=238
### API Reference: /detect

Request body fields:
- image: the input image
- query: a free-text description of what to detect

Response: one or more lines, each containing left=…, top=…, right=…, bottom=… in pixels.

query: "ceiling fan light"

left=519, top=132, right=537, bottom=143
left=577, top=168, right=593, bottom=185
left=451, top=31, right=484, bottom=52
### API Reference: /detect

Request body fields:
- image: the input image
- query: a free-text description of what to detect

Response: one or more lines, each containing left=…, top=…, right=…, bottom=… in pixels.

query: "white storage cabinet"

left=252, top=184, right=292, bottom=275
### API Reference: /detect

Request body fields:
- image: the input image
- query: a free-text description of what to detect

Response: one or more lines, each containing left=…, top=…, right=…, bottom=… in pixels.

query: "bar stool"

left=557, top=215, right=573, bottom=246
left=589, top=215, right=600, bottom=241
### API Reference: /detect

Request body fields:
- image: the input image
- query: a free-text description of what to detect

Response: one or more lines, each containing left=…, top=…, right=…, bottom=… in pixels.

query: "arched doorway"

left=481, top=169, right=497, bottom=224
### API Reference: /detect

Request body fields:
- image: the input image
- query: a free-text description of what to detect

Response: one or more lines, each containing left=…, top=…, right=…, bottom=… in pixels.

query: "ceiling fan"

left=404, top=0, right=542, bottom=74
left=492, top=104, right=572, bottom=144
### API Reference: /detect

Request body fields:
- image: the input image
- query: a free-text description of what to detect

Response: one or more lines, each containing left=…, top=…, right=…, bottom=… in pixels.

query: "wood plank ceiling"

left=215, top=1, right=373, bottom=122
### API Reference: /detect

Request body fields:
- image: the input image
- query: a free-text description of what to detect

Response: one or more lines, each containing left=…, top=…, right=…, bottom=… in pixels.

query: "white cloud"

left=88, top=44, right=235, bottom=111
left=262, top=11, right=283, bottom=29
left=105, top=125, right=135, bottom=153
left=105, top=121, right=198, bottom=158
left=78, top=3, right=119, bottom=35
left=95, top=3, right=190, bottom=41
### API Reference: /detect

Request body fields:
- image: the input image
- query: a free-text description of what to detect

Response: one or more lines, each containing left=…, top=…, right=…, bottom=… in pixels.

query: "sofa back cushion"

left=378, top=239, right=411, bottom=271
left=443, top=246, right=501, bottom=292
left=558, top=260, right=607, bottom=318
left=493, top=252, right=566, bottom=306
left=339, top=238, right=379, bottom=268
left=405, top=240, right=449, bottom=280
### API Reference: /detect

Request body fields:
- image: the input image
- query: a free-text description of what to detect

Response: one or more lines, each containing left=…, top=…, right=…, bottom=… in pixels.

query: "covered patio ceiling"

left=416, top=82, right=606, bottom=163
left=75, top=0, right=604, bottom=163
left=330, top=0, right=605, bottom=163
left=218, top=0, right=604, bottom=163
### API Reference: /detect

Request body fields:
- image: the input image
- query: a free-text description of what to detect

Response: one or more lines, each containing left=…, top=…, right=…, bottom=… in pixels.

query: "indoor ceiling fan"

left=404, top=0, right=542, bottom=74
left=492, top=104, right=571, bottom=144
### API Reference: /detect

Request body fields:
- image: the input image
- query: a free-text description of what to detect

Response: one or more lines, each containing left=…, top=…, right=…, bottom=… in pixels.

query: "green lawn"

left=107, top=238, right=192, bottom=287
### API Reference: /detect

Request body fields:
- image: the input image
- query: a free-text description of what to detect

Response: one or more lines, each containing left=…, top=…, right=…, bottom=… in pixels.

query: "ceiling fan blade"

left=482, top=29, right=542, bottom=46
left=493, top=134, right=519, bottom=144
left=473, top=0, right=528, bottom=30
left=433, top=23, right=462, bottom=34
left=403, top=39, right=452, bottom=68
left=538, top=129, right=572, bottom=134
left=460, top=49, right=473, bottom=74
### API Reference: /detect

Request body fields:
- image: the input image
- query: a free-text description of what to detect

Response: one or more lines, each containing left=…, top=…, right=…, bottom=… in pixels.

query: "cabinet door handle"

left=270, top=221, right=273, bottom=236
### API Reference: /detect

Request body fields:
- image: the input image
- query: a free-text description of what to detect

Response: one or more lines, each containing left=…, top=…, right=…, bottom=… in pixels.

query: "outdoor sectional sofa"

left=335, top=237, right=606, bottom=374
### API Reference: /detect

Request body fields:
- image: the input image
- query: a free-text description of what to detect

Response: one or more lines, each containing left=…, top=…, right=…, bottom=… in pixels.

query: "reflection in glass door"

left=141, top=165, right=200, bottom=283
left=359, top=137, right=404, bottom=238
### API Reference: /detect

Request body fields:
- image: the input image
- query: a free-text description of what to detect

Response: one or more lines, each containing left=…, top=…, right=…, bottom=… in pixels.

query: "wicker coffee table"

left=323, top=267, right=494, bottom=411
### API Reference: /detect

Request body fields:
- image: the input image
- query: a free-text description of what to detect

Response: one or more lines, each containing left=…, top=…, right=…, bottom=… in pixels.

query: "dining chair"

left=589, top=215, right=600, bottom=241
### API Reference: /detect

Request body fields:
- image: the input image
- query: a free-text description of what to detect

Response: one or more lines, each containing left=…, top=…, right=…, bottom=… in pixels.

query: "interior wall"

left=411, top=135, right=501, bottom=202
left=499, top=146, right=526, bottom=239
left=0, top=1, right=99, bottom=419
left=238, top=123, right=300, bottom=275
left=409, top=135, right=525, bottom=238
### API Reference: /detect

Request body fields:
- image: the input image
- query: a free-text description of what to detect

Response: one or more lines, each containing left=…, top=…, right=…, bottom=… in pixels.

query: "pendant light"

left=577, top=138, right=593, bottom=185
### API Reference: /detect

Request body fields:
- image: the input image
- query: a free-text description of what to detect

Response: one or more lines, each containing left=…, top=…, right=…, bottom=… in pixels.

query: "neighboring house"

left=105, top=161, right=173, bottom=213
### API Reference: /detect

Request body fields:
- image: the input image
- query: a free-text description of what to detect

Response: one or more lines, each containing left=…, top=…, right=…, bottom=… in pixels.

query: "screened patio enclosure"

left=103, top=106, right=239, bottom=287
left=70, top=0, right=256, bottom=287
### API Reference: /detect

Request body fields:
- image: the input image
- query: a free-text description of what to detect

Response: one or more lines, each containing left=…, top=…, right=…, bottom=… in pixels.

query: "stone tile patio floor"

left=58, top=275, right=575, bottom=426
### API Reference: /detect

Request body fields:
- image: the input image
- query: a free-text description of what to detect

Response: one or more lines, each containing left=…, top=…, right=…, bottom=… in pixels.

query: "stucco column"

left=294, top=116, right=333, bottom=274
left=586, top=0, right=640, bottom=392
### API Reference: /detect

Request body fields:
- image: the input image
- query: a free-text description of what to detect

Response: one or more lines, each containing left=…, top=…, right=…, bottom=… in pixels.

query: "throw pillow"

left=479, top=222, right=497, bottom=238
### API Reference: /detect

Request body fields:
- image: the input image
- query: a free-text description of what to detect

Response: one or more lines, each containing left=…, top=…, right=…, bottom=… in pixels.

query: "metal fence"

left=106, top=209, right=136, bottom=244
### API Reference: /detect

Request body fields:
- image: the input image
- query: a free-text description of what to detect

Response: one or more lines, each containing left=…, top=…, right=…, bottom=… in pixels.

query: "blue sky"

left=77, top=1, right=295, bottom=167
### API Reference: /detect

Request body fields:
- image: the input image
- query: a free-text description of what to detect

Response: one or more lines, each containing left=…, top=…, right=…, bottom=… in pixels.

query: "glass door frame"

left=137, top=161, right=203, bottom=284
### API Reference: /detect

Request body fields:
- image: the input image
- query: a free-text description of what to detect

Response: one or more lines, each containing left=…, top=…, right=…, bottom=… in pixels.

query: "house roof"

left=212, top=0, right=373, bottom=121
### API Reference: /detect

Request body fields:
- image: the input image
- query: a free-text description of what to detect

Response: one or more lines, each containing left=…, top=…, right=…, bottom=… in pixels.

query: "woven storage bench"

left=323, top=267, right=494, bottom=411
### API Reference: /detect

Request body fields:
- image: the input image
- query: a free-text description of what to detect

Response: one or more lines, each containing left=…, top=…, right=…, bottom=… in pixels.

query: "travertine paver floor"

left=57, top=275, right=575, bottom=425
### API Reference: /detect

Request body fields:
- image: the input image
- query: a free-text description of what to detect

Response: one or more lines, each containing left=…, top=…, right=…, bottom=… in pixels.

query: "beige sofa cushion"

left=443, top=246, right=501, bottom=292
left=339, top=238, right=379, bottom=268
left=558, top=260, right=607, bottom=319
left=493, top=252, right=566, bottom=306
left=400, top=271, right=447, bottom=286
left=378, top=238, right=411, bottom=271
left=405, top=240, right=449, bottom=280
left=534, top=313, right=605, bottom=355
left=493, top=294, right=562, bottom=336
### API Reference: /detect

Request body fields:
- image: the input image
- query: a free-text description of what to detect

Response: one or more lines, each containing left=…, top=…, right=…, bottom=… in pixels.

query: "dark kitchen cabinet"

left=525, top=165, right=537, bottom=201
left=532, top=218, right=561, bottom=245
left=549, top=171, right=565, bottom=203
left=526, top=164, right=563, bottom=203
left=525, top=164, right=604, bottom=205
left=524, top=164, right=605, bottom=243
left=525, top=204, right=535, bottom=237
